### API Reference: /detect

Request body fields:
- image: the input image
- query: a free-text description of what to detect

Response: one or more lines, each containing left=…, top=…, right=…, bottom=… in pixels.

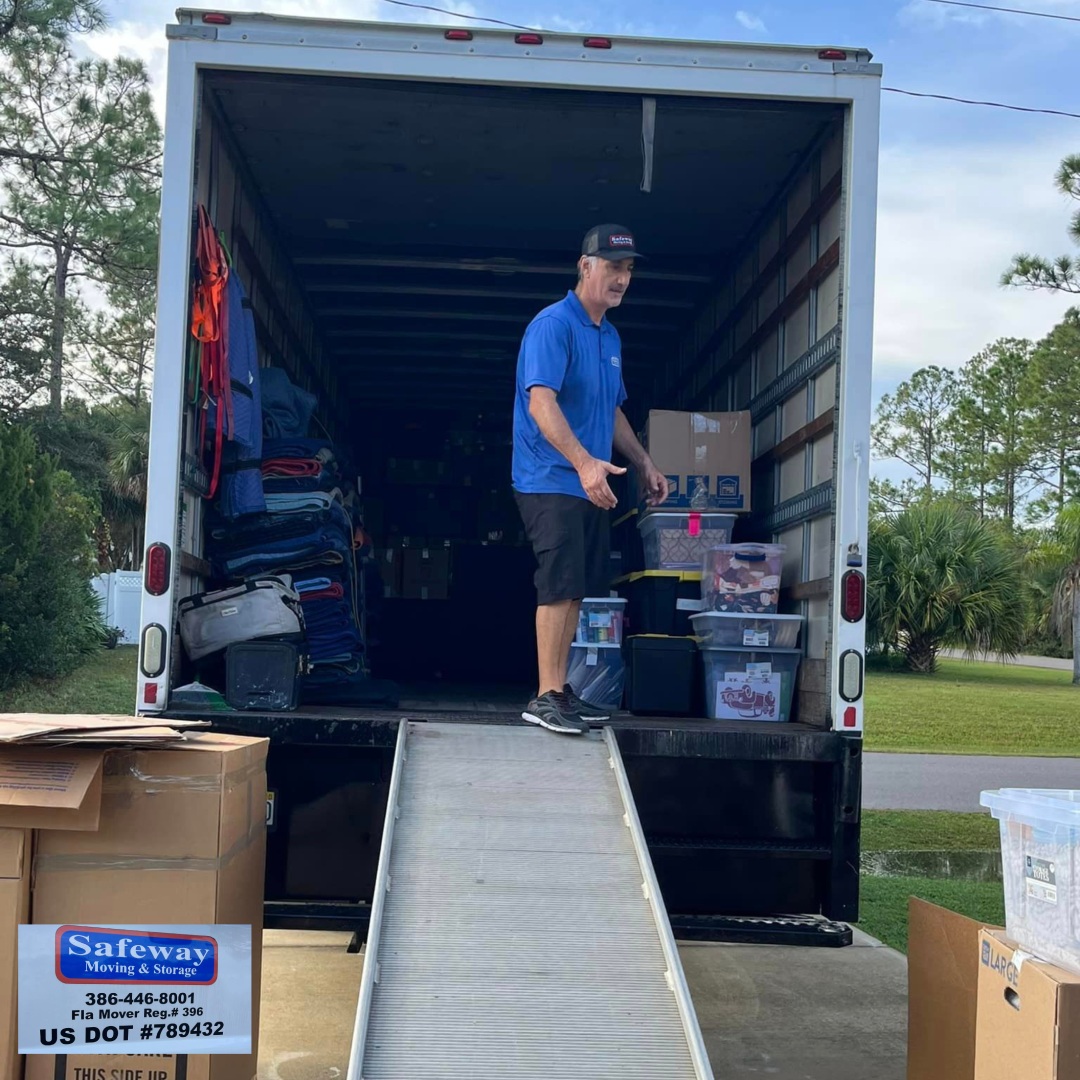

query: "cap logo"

left=609, top=234, right=634, bottom=247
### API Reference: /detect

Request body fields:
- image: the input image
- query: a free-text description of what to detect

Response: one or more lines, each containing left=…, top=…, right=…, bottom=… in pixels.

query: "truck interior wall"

left=180, top=70, right=846, bottom=722
left=658, top=121, right=846, bottom=728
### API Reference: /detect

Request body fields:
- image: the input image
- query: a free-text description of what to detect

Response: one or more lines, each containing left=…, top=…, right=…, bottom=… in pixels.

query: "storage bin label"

left=715, top=674, right=781, bottom=720
left=1025, top=855, right=1058, bottom=904
left=743, top=630, right=770, bottom=647
left=19, top=924, right=252, bottom=1056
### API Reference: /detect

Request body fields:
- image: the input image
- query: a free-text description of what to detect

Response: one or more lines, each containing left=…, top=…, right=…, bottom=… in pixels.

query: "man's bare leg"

left=536, top=600, right=576, bottom=696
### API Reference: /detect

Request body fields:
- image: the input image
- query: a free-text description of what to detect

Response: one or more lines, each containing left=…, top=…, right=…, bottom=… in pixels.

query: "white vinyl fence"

left=90, top=570, right=143, bottom=645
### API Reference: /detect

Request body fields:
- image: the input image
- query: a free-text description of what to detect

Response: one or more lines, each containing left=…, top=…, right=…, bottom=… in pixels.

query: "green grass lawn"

left=857, top=809, right=1005, bottom=953
left=865, top=659, right=1080, bottom=756
left=0, top=646, right=138, bottom=714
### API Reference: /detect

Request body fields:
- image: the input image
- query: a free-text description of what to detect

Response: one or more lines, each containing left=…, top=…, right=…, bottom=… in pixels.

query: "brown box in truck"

left=638, top=410, right=751, bottom=513
left=0, top=733, right=268, bottom=1080
left=974, top=928, right=1080, bottom=1080
left=0, top=828, right=30, bottom=1080
left=402, top=544, right=451, bottom=600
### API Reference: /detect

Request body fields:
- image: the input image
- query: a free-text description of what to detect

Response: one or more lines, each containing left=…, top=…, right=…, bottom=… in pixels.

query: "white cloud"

left=872, top=136, right=1076, bottom=388
left=735, top=10, right=767, bottom=32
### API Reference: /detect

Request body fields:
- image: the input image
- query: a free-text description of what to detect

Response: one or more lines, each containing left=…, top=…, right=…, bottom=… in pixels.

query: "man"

left=512, top=224, right=669, bottom=735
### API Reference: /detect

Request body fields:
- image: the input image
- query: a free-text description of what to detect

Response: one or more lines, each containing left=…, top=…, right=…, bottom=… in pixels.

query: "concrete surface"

left=257, top=927, right=907, bottom=1080
left=864, top=752, right=1080, bottom=811
left=940, top=649, right=1074, bottom=671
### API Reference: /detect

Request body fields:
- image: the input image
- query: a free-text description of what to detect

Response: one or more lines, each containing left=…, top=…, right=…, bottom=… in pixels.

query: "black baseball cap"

left=582, top=224, right=646, bottom=261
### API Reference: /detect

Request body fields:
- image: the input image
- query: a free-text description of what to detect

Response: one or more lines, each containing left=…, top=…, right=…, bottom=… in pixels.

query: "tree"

left=1023, top=310, right=1080, bottom=518
left=1004, top=154, right=1080, bottom=294
left=867, top=502, right=1027, bottom=673
left=0, top=0, right=102, bottom=45
left=0, top=38, right=161, bottom=415
left=945, top=339, right=1036, bottom=524
left=0, top=256, right=53, bottom=415
left=872, top=366, right=959, bottom=492
left=1043, top=504, right=1080, bottom=685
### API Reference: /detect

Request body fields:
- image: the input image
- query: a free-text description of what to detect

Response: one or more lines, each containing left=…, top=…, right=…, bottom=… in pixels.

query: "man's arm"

left=529, top=387, right=625, bottom=509
left=613, top=408, right=669, bottom=506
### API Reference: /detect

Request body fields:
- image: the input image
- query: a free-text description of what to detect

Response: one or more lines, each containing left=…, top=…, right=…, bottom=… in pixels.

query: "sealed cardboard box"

left=0, top=733, right=269, bottom=1080
left=403, top=544, right=451, bottom=601
left=974, top=928, right=1080, bottom=1080
left=639, top=410, right=751, bottom=513
left=1, top=828, right=31, bottom=1080
left=907, top=898, right=1000, bottom=1080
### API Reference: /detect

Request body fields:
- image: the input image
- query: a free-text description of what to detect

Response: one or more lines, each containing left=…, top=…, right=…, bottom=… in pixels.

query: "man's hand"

left=641, top=459, right=670, bottom=507
left=577, top=457, right=626, bottom=510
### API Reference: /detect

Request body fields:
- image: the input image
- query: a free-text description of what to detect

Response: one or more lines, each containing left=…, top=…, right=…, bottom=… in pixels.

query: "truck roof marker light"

left=584, top=37, right=612, bottom=49
left=515, top=33, right=544, bottom=45
left=818, top=48, right=847, bottom=61
left=445, top=29, right=473, bottom=41
left=145, top=542, right=171, bottom=596
left=202, top=12, right=232, bottom=24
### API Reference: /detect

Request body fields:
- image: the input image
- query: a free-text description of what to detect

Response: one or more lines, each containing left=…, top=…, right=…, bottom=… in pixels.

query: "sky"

left=81, top=0, right=1080, bottom=421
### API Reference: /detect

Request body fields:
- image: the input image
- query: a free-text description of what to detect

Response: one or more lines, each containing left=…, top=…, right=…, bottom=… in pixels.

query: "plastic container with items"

left=981, top=788, right=1080, bottom=975
left=700, top=646, right=801, bottom=722
left=624, top=636, right=699, bottom=717
left=576, top=597, right=627, bottom=645
left=690, top=611, right=803, bottom=649
left=702, top=544, right=785, bottom=614
left=637, top=512, right=736, bottom=571
left=568, top=642, right=625, bottom=710
left=615, top=572, right=702, bottom=637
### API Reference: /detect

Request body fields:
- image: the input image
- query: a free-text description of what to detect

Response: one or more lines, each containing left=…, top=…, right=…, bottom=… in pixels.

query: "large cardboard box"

left=1, top=828, right=31, bottom=1080
left=402, top=544, right=451, bottom=601
left=638, top=410, right=752, bottom=513
left=974, top=928, right=1080, bottom=1080
left=0, top=732, right=268, bottom=1080
left=907, top=898, right=1000, bottom=1080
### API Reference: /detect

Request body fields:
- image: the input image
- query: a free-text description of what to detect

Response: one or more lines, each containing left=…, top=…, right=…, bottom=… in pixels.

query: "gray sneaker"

left=522, top=691, right=589, bottom=735
left=563, top=685, right=612, bottom=723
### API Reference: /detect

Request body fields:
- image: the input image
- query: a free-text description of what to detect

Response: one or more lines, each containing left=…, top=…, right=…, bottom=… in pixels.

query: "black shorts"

left=515, top=492, right=610, bottom=606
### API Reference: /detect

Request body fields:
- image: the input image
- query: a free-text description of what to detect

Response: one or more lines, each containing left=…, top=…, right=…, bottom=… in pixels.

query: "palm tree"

left=1046, top=504, right=1080, bottom=686
left=104, top=400, right=150, bottom=570
left=868, top=502, right=1027, bottom=673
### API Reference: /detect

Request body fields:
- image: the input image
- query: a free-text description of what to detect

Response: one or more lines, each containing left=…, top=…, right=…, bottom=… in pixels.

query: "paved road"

left=940, top=649, right=1073, bottom=672
left=864, top=752, right=1080, bottom=811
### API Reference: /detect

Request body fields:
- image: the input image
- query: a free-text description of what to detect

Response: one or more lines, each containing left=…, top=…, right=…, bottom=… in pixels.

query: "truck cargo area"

left=141, top=17, right=875, bottom=940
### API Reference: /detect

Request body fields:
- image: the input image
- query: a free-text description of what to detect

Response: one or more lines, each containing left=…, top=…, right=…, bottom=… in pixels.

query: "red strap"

left=688, top=513, right=701, bottom=537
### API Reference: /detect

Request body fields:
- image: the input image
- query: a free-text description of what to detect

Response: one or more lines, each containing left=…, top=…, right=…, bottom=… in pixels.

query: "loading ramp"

left=347, top=720, right=714, bottom=1080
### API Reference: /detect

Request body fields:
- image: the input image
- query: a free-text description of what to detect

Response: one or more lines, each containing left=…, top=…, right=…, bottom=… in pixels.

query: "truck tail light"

left=144, top=682, right=159, bottom=705
left=841, top=569, right=865, bottom=623
left=819, top=48, right=847, bottom=60
left=445, top=29, right=473, bottom=40
left=141, top=623, right=166, bottom=679
left=839, top=650, right=863, bottom=703
left=843, top=707, right=858, bottom=728
left=201, top=12, right=232, bottom=24
left=584, top=37, right=612, bottom=48
left=145, top=543, right=171, bottom=596
left=515, top=33, right=544, bottom=45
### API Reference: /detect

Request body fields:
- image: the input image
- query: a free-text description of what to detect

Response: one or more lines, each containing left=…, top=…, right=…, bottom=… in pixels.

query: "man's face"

left=580, top=256, right=634, bottom=311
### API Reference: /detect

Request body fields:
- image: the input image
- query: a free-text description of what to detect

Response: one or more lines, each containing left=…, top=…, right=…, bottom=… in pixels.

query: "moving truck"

left=139, top=9, right=880, bottom=940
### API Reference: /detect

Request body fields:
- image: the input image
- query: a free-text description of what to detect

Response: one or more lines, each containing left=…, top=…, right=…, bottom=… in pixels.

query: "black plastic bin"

left=625, top=635, right=699, bottom=716
left=616, top=571, right=702, bottom=637
left=225, top=641, right=302, bottom=711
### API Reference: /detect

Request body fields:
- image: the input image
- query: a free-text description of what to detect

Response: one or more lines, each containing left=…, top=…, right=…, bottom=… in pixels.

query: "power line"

left=377, top=0, right=540, bottom=31
left=884, top=85, right=1080, bottom=120
left=925, top=0, right=1080, bottom=23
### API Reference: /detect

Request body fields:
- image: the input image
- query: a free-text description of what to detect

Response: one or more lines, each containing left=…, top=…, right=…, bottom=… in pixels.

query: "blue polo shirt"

left=512, top=291, right=628, bottom=500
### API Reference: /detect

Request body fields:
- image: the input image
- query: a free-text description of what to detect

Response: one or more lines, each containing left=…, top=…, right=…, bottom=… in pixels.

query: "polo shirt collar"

left=565, top=290, right=605, bottom=328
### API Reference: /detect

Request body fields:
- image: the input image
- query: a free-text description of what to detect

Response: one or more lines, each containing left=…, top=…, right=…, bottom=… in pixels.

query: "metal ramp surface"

left=347, top=721, right=713, bottom=1080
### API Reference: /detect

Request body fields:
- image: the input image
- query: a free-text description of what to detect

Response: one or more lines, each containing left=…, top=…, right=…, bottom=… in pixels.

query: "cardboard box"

left=1, top=828, right=30, bottom=1080
left=0, top=733, right=269, bottom=1080
left=638, top=410, right=751, bottom=512
left=974, top=928, right=1080, bottom=1080
left=907, top=898, right=1000, bottom=1080
left=403, top=544, right=451, bottom=601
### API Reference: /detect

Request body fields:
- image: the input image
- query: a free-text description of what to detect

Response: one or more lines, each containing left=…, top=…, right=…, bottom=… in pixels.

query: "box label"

left=19, top=924, right=252, bottom=1056
left=53, top=1053, right=187, bottom=1079
left=1025, top=855, right=1058, bottom=904
left=980, top=938, right=1021, bottom=987
left=714, top=674, right=781, bottom=720
left=743, top=630, right=770, bottom=647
